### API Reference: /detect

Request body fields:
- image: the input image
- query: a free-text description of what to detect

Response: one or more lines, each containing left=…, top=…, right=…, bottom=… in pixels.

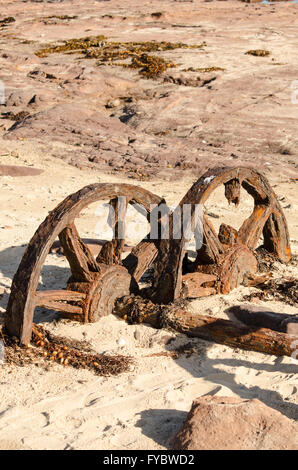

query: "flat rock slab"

left=0, top=165, right=43, bottom=177
left=171, top=396, right=298, bottom=450
left=228, top=304, right=298, bottom=335
left=1, top=0, right=298, bottom=179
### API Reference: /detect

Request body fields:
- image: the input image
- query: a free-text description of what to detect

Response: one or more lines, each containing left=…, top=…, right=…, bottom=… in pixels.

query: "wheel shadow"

left=0, top=244, right=71, bottom=324
left=0, top=245, right=27, bottom=280
left=1, top=246, right=297, bottom=449
left=136, top=329, right=298, bottom=449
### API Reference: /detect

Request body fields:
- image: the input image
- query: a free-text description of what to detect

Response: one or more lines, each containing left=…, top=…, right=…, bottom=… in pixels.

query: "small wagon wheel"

left=5, top=183, right=163, bottom=345
left=153, top=166, right=291, bottom=303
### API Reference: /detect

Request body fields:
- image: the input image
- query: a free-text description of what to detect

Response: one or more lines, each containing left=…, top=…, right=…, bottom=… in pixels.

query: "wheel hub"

left=66, top=264, right=136, bottom=322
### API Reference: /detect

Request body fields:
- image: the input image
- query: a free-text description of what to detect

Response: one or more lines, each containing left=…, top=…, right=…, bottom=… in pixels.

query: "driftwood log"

left=113, top=295, right=297, bottom=358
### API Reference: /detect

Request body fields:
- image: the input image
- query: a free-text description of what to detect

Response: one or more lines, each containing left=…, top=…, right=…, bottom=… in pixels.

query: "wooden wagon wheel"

left=5, top=183, right=163, bottom=345
left=152, top=166, right=292, bottom=304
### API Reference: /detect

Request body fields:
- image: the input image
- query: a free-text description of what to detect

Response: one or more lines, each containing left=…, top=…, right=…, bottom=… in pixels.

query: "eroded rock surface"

left=0, top=165, right=43, bottom=176
left=0, top=0, right=297, bottom=179
left=171, top=395, right=298, bottom=450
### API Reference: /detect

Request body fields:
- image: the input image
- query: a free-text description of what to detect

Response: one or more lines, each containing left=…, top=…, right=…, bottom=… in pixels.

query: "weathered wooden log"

left=113, top=296, right=297, bottom=357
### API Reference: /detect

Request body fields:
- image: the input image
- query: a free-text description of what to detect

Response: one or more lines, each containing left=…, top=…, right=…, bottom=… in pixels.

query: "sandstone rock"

left=0, top=165, right=43, bottom=177
left=1, top=0, right=297, bottom=179
left=171, top=396, right=298, bottom=450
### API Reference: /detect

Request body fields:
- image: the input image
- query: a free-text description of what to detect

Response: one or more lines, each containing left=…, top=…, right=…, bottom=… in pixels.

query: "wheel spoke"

left=97, top=196, right=128, bottom=265
left=263, top=211, right=292, bottom=263
left=237, top=205, right=272, bottom=250
left=194, top=215, right=225, bottom=267
left=123, top=239, right=159, bottom=281
left=59, top=223, right=99, bottom=281
left=34, top=290, right=85, bottom=316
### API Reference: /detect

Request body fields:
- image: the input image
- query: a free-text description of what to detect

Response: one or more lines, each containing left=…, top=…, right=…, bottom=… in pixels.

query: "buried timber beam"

left=113, top=296, right=298, bottom=358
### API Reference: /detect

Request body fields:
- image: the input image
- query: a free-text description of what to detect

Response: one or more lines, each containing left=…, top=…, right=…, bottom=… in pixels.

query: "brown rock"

left=0, top=165, right=43, bottom=177
left=171, top=396, right=298, bottom=450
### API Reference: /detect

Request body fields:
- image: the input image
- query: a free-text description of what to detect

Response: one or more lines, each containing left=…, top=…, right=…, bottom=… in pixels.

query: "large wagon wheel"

left=152, top=166, right=292, bottom=304
left=5, top=183, right=163, bottom=345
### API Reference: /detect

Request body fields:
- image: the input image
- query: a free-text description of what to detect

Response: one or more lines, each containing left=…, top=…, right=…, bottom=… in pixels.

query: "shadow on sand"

left=0, top=244, right=70, bottom=324
left=0, top=245, right=297, bottom=448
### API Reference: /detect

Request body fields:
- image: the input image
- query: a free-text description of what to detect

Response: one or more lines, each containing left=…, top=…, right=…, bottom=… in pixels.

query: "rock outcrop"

left=171, top=395, right=298, bottom=450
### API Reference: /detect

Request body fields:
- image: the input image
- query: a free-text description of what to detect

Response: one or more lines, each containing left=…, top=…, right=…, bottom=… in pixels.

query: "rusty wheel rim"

left=153, top=167, right=291, bottom=303
left=5, top=183, right=163, bottom=344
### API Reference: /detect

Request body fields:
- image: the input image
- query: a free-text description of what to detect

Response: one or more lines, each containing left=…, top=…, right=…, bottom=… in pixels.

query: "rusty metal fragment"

left=218, top=223, right=238, bottom=246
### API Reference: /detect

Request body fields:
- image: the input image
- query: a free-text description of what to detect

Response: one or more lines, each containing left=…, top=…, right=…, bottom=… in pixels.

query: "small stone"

left=106, top=99, right=121, bottom=108
left=117, top=338, right=126, bottom=347
left=134, top=329, right=141, bottom=341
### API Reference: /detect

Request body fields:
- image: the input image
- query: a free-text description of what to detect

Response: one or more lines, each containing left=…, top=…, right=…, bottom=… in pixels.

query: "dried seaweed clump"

left=0, top=17, right=15, bottom=27
left=183, top=66, right=225, bottom=72
left=255, top=247, right=279, bottom=272
left=245, top=50, right=270, bottom=57
left=41, top=15, right=78, bottom=21
left=1, top=111, right=30, bottom=122
left=36, top=37, right=205, bottom=79
left=0, top=324, right=133, bottom=376
left=40, top=16, right=78, bottom=25
left=125, top=53, right=176, bottom=78
left=243, top=277, right=298, bottom=307
left=85, top=40, right=204, bottom=78
left=36, top=35, right=108, bottom=58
